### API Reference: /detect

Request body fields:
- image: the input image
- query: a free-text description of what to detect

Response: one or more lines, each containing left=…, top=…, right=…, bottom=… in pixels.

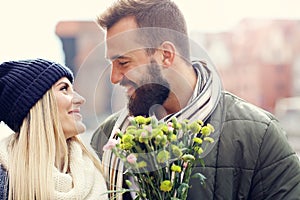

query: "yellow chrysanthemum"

left=134, top=116, right=147, bottom=124
left=171, top=145, right=183, bottom=158
left=207, top=123, right=215, bottom=132
left=197, top=119, right=204, bottom=126
left=201, top=126, right=212, bottom=136
left=138, top=131, right=149, bottom=143
left=170, top=133, right=177, bottom=142
left=193, top=137, right=203, bottom=144
left=122, top=133, right=134, bottom=143
left=197, top=147, right=204, bottom=155
left=157, top=150, right=170, bottom=163
left=189, top=121, right=201, bottom=134
left=171, top=164, right=182, bottom=173
left=152, top=128, right=163, bottom=137
left=181, top=154, right=195, bottom=162
left=121, top=133, right=135, bottom=150
left=161, top=135, right=168, bottom=146
left=159, top=124, right=169, bottom=134
left=204, top=137, right=214, bottom=143
left=137, top=161, right=147, bottom=168
left=160, top=180, right=172, bottom=192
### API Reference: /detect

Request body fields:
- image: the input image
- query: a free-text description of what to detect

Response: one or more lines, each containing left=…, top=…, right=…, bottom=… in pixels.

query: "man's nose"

left=110, top=64, right=124, bottom=84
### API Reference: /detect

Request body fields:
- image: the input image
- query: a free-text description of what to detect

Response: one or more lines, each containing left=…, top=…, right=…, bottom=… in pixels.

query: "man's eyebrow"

left=108, top=55, right=128, bottom=61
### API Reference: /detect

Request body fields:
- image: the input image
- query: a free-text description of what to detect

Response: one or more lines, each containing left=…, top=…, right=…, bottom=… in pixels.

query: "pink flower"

left=168, top=126, right=174, bottom=132
left=103, top=139, right=118, bottom=151
left=141, top=131, right=147, bottom=137
left=145, top=125, right=152, bottom=132
left=167, top=122, right=174, bottom=132
left=128, top=116, right=135, bottom=122
left=127, top=153, right=137, bottom=164
left=167, top=122, right=173, bottom=127
left=183, top=162, right=188, bottom=169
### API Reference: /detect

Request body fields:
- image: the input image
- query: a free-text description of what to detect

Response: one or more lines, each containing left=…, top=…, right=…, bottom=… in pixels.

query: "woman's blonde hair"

left=8, top=87, right=102, bottom=200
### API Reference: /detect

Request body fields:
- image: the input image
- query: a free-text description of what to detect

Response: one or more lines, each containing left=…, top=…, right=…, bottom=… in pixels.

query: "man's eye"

left=119, top=61, right=129, bottom=65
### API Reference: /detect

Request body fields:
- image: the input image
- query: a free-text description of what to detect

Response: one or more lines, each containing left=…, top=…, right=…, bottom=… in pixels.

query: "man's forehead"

left=105, top=31, right=144, bottom=60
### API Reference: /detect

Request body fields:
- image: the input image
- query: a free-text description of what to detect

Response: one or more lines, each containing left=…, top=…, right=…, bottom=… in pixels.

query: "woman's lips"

left=68, top=109, right=82, bottom=120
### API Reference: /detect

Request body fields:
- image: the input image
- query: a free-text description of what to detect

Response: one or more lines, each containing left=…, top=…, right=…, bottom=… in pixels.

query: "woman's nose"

left=72, top=92, right=85, bottom=105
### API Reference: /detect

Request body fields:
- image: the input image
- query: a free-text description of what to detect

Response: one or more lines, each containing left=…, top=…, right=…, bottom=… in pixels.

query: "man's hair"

left=98, top=0, right=190, bottom=60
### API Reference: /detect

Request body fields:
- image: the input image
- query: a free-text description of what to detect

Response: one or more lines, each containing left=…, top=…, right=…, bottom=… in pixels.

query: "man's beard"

left=127, top=60, right=170, bottom=117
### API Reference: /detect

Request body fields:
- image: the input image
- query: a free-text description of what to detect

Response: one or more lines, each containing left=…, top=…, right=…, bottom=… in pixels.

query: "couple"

left=91, top=0, right=300, bottom=199
left=0, top=0, right=300, bottom=199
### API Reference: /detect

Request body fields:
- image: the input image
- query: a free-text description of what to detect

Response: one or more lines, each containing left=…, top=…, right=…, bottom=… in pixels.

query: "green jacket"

left=91, top=92, right=300, bottom=199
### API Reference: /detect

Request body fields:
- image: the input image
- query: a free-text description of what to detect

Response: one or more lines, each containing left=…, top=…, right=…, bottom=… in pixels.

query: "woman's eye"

left=60, top=85, right=68, bottom=91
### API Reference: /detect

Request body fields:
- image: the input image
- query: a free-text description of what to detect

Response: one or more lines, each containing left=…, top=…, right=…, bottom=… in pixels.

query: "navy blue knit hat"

left=0, top=58, right=74, bottom=132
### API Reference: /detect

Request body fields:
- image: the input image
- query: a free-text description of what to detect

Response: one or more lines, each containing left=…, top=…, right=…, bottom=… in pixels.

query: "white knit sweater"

left=0, top=136, right=108, bottom=200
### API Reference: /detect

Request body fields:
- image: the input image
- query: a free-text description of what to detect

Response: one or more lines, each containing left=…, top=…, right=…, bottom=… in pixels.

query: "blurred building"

left=191, top=19, right=300, bottom=113
left=55, top=19, right=300, bottom=130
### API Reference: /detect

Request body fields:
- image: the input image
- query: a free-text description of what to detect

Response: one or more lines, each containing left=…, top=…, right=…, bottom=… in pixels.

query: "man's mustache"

left=120, top=76, right=138, bottom=88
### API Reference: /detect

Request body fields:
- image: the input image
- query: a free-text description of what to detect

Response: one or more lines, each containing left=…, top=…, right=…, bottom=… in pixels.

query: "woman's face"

left=53, top=77, right=86, bottom=139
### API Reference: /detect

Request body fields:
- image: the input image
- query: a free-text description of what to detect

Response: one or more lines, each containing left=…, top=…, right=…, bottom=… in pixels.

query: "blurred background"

left=1, top=0, right=300, bottom=154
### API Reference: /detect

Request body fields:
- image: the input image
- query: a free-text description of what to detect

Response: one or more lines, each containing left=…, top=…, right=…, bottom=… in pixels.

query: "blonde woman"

left=0, top=58, right=108, bottom=200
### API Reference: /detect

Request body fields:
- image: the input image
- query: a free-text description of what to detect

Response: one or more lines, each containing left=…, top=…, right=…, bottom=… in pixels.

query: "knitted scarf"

left=102, top=61, right=222, bottom=200
left=0, top=136, right=108, bottom=200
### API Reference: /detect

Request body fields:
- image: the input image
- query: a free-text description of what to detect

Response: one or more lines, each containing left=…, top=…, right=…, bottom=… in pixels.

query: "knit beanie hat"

left=0, top=58, right=74, bottom=132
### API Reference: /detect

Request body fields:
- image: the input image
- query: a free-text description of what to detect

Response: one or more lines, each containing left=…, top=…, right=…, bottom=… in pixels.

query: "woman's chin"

left=76, top=122, right=86, bottom=134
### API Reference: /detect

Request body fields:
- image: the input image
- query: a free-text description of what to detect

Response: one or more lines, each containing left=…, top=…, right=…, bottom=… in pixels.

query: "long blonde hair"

left=8, top=88, right=102, bottom=200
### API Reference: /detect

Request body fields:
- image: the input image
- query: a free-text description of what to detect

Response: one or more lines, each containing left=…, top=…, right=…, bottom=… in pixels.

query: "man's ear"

left=160, top=41, right=176, bottom=67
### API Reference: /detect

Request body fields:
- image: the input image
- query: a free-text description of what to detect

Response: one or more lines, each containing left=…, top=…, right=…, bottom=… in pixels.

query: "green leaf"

left=177, top=183, right=190, bottom=199
left=195, top=158, right=206, bottom=167
left=191, top=172, right=206, bottom=185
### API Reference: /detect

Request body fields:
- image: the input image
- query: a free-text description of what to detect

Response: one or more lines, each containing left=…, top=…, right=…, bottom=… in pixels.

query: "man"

left=91, top=0, right=300, bottom=199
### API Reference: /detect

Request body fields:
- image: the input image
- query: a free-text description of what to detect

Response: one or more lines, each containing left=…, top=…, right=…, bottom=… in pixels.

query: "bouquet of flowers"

left=103, top=116, right=215, bottom=200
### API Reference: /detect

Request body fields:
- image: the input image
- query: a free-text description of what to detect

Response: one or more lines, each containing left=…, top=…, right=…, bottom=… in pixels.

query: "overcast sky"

left=1, top=0, right=299, bottom=63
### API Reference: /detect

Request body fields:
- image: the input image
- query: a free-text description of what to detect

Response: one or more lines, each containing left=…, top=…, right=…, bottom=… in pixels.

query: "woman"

left=0, top=58, right=108, bottom=200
